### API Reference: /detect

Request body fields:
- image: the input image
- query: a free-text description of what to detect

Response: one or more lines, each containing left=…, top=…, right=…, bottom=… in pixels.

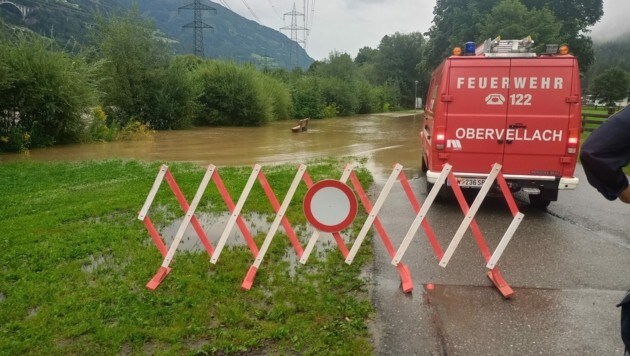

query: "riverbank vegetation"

left=2, top=0, right=618, bottom=154
left=0, top=159, right=374, bottom=354
left=0, top=8, right=411, bottom=153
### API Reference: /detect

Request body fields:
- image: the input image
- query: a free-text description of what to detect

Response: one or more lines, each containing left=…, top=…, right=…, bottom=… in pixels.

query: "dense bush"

left=195, top=61, right=272, bottom=126
left=91, top=8, right=171, bottom=126
left=320, top=77, right=360, bottom=116
left=142, top=62, right=199, bottom=130
left=0, top=33, right=99, bottom=151
left=259, top=74, right=293, bottom=121
left=292, top=76, right=326, bottom=119
left=88, top=106, right=117, bottom=142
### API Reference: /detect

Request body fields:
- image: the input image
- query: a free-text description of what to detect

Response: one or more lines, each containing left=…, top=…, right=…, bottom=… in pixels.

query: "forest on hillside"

left=0, top=0, right=313, bottom=68
left=587, top=35, right=630, bottom=83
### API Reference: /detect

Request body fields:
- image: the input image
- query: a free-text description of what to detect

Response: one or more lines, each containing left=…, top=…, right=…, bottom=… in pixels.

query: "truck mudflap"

left=558, top=177, right=579, bottom=190
left=426, top=170, right=579, bottom=190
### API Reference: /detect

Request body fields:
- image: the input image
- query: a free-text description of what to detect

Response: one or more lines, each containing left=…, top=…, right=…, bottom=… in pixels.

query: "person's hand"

left=619, top=186, right=630, bottom=204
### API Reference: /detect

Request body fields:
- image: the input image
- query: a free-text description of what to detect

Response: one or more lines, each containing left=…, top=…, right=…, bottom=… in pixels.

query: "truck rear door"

left=444, top=58, right=510, bottom=173
left=502, top=58, right=578, bottom=176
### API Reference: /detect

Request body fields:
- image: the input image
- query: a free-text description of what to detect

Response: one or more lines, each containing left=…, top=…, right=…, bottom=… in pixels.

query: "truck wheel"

left=529, top=194, right=551, bottom=209
left=421, top=155, right=428, bottom=173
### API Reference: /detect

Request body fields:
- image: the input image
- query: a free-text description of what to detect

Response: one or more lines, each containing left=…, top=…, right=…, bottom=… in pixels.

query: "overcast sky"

left=222, top=0, right=630, bottom=61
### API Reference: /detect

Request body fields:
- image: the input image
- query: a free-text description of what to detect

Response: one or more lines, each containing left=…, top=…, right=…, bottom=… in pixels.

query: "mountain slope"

left=0, top=0, right=314, bottom=69
left=586, top=32, right=630, bottom=84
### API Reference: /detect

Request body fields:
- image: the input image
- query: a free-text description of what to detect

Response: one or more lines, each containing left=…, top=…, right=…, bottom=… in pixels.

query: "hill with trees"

left=587, top=32, right=630, bottom=84
left=0, top=0, right=313, bottom=69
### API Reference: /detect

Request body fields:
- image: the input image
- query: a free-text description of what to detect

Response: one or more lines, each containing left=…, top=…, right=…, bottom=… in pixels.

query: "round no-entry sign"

left=303, top=180, right=357, bottom=233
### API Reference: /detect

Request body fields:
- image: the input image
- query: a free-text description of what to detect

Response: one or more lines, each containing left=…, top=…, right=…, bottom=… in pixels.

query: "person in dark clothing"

left=580, top=105, right=630, bottom=354
left=620, top=290, right=630, bottom=356
left=580, top=105, right=630, bottom=203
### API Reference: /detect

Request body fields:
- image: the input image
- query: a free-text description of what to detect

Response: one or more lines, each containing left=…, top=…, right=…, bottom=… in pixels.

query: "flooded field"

left=0, top=113, right=424, bottom=181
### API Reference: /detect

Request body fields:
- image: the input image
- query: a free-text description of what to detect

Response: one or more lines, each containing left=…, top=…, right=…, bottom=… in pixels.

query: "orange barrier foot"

left=396, top=263, right=413, bottom=293
left=487, top=269, right=514, bottom=299
left=146, top=266, right=172, bottom=291
left=241, top=265, right=258, bottom=291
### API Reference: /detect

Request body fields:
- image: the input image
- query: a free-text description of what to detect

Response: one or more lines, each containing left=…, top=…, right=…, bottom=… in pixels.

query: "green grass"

left=0, top=159, right=375, bottom=354
left=581, top=106, right=610, bottom=115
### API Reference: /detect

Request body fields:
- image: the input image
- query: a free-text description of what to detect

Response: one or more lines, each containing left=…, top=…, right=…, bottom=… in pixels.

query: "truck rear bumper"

left=426, top=170, right=579, bottom=190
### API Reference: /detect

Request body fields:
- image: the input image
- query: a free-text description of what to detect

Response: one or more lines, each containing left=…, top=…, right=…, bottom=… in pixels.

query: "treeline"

left=586, top=33, right=630, bottom=84
left=581, top=33, right=630, bottom=106
left=423, top=0, right=602, bottom=73
left=0, top=9, right=414, bottom=153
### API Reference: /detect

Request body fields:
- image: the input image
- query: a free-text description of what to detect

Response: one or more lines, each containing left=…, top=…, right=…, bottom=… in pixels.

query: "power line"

left=239, top=0, right=260, bottom=22
left=305, top=0, right=315, bottom=43
left=267, top=0, right=282, bottom=20
left=217, top=0, right=231, bottom=10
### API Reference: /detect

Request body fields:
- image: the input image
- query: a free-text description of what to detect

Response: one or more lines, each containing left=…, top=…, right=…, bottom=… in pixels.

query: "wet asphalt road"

left=369, top=164, right=630, bottom=355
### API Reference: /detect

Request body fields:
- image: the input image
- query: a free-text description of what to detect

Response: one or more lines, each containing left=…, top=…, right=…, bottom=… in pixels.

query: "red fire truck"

left=421, top=37, right=582, bottom=208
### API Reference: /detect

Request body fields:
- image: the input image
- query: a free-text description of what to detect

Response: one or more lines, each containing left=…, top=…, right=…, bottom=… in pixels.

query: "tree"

left=309, top=52, right=361, bottom=116
left=478, top=0, right=561, bottom=54
left=589, top=67, right=629, bottom=107
left=0, top=33, right=99, bottom=151
left=373, top=32, right=426, bottom=107
left=355, top=46, right=377, bottom=66
left=423, top=0, right=602, bottom=74
left=520, top=0, right=602, bottom=72
left=423, top=0, right=497, bottom=72
left=91, top=7, right=171, bottom=124
left=311, top=52, right=358, bottom=82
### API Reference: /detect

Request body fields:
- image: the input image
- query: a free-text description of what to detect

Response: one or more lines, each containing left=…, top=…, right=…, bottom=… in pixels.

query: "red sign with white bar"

left=303, top=179, right=357, bottom=233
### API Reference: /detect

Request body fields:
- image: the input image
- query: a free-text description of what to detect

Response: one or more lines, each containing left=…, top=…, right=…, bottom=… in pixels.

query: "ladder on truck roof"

left=475, top=36, right=536, bottom=58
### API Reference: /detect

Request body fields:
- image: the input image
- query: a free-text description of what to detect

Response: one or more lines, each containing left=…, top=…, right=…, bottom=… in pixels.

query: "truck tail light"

left=567, top=128, right=579, bottom=154
left=435, top=127, right=446, bottom=150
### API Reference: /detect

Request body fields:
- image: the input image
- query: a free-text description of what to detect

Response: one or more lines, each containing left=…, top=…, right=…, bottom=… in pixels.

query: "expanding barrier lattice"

left=138, top=162, right=523, bottom=297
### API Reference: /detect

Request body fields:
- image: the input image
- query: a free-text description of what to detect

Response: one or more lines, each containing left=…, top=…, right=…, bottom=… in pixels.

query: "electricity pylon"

left=280, top=3, right=307, bottom=68
left=179, top=0, right=216, bottom=58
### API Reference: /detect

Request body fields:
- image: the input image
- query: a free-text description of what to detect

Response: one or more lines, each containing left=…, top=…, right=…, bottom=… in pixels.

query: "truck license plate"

left=455, top=178, right=486, bottom=188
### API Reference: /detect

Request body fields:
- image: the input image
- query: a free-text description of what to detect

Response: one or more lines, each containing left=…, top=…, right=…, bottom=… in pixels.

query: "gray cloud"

left=590, top=0, right=630, bottom=41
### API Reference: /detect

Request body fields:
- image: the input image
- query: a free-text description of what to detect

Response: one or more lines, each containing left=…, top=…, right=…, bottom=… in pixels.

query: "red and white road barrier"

left=140, top=163, right=311, bottom=291
left=138, top=165, right=216, bottom=290
left=298, top=163, right=416, bottom=292
left=138, top=162, right=522, bottom=297
left=391, top=163, right=523, bottom=298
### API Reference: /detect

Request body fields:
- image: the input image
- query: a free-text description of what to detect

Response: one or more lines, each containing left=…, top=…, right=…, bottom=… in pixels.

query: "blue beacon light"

left=464, top=41, right=476, bottom=55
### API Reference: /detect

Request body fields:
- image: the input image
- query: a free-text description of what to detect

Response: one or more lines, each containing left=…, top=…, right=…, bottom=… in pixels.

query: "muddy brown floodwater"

left=0, top=113, right=424, bottom=182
